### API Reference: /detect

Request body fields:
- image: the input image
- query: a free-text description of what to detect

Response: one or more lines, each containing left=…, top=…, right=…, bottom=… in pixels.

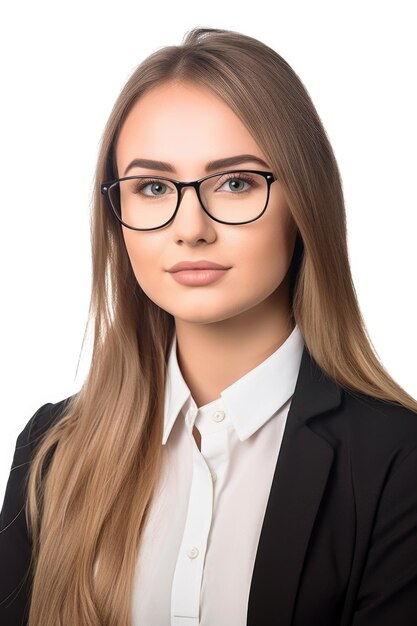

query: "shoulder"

left=343, top=388, right=417, bottom=437
left=2, top=396, right=76, bottom=498
left=29, top=396, right=74, bottom=445
left=309, top=383, right=417, bottom=473
left=15, top=395, right=75, bottom=457
left=338, top=388, right=417, bottom=467
left=0, top=397, right=74, bottom=618
left=1, top=396, right=75, bottom=530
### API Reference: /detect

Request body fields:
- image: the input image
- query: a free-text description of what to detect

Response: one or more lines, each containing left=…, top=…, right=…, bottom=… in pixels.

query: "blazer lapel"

left=247, top=345, right=342, bottom=626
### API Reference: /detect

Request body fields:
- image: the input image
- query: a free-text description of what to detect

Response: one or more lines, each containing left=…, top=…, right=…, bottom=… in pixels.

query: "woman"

left=1, top=26, right=417, bottom=626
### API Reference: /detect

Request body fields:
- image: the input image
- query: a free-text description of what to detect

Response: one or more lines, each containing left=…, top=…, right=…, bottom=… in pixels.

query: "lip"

left=168, top=259, right=230, bottom=272
left=169, top=268, right=230, bottom=286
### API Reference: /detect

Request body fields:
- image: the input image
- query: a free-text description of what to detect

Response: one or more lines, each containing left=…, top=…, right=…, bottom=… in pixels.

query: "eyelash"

left=215, top=172, right=257, bottom=189
left=131, top=172, right=258, bottom=195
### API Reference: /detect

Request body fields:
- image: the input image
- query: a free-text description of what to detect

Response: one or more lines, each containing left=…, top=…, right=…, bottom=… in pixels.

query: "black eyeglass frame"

left=100, top=169, right=277, bottom=231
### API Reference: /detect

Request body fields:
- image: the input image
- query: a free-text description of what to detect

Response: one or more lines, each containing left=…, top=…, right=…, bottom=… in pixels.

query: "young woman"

left=1, top=26, right=417, bottom=626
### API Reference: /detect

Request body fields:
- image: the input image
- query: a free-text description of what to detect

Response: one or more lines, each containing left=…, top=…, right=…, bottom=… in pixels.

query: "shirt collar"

left=162, top=324, right=305, bottom=445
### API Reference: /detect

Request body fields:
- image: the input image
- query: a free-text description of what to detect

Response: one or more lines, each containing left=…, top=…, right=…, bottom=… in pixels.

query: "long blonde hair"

left=25, top=26, right=417, bottom=625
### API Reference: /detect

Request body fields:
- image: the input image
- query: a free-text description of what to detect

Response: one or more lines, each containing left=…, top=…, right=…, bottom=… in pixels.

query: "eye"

left=215, top=172, right=258, bottom=193
left=132, top=178, right=175, bottom=197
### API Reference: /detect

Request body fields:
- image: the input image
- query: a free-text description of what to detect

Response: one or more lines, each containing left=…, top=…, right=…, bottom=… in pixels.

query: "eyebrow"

left=122, top=154, right=270, bottom=177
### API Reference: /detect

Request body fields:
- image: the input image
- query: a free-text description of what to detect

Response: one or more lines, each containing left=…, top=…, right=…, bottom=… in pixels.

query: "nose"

left=175, top=184, right=207, bottom=219
left=170, top=183, right=215, bottom=240
left=179, top=183, right=199, bottom=204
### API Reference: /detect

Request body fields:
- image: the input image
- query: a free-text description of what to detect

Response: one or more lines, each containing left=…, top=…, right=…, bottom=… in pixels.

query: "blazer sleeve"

left=0, top=401, right=60, bottom=626
left=351, top=446, right=417, bottom=625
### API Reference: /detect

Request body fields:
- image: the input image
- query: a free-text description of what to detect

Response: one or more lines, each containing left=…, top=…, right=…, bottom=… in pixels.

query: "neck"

left=174, top=278, right=294, bottom=408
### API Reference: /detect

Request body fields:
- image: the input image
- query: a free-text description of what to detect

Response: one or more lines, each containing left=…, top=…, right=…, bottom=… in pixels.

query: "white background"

left=1, top=0, right=416, bottom=502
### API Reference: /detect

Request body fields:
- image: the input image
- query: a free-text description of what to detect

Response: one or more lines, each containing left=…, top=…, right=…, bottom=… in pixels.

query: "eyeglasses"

left=100, top=169, right=276, bottom=231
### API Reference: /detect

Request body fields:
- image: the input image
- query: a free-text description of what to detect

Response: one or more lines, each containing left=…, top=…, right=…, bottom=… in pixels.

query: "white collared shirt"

left=131, top=324, right=305, bottom=626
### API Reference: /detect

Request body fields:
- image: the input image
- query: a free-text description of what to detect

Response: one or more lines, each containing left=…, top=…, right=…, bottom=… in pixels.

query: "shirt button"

left=211, top=470, right=217, bottom=483
left=212, top=410, right=225, bottom=422
left=187, top=547, right=199, bottom=559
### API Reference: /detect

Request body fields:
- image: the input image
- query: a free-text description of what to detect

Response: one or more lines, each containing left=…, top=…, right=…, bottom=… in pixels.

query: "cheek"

left=122, top=230, right=159, bottom=288
left=238, top=217, right=295, bottom=289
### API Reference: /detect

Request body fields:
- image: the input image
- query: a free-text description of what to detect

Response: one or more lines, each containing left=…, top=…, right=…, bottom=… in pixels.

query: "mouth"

left=167, top=260, right=231, bottom=272
left=168, top=267, right=230, bottom=286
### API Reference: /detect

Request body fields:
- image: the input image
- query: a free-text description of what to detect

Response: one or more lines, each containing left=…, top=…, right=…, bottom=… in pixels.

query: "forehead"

left=115, top=81, right=267, bottom=175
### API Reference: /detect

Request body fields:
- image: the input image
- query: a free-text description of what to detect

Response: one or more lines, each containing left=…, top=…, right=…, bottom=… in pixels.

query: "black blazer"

left=1, top=345, right=417, bottom=626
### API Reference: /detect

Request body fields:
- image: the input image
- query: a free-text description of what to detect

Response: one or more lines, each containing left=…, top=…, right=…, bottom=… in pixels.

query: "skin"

left=116, top=81, right=298, bottom=445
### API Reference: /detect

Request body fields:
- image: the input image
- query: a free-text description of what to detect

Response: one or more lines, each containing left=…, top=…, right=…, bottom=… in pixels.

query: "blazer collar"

left=247, top=344, right=343, bottom=626
left=289, top=343, right=342, bottom=424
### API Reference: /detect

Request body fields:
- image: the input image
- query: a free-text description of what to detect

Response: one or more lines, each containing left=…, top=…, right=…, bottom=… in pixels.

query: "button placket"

left=171, top=401, right=229, bottom=623
left=170, top=437, right=213, bottom=623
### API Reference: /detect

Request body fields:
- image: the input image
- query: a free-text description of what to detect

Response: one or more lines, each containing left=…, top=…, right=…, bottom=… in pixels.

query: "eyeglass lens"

left=108, top=171, right=269, bottom=229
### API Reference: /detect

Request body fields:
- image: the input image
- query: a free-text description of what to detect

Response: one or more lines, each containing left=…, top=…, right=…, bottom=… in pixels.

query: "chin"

left=171, top=308, right=231, bottom=325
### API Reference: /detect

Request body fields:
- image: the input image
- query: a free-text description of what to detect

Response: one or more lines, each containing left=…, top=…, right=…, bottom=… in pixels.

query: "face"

left=115, top=80, right=297, bottom=326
